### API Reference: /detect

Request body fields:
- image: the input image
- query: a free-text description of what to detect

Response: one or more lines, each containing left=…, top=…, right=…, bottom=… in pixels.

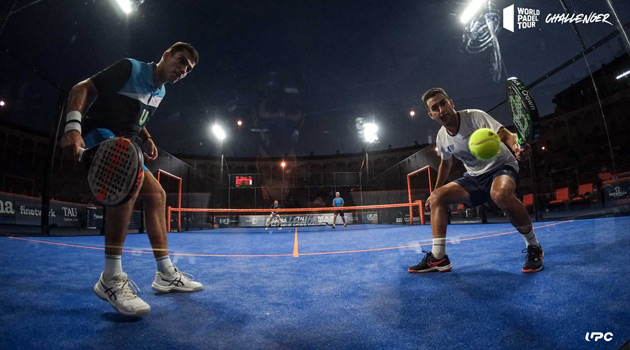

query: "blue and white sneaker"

left=94, top=272, right=150, bottom=316
left=151, top=266, right=203, bottom=293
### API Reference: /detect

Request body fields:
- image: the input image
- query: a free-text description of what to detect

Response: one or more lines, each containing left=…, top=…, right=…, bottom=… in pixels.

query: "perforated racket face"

left=507, top=77, right=540, bottom=145
left=87, top=137, right=144, bottom=206
left=508, top=91, right=530, bottom=144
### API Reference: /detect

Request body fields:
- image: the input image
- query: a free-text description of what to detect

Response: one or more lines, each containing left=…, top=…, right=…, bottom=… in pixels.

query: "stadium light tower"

left=362, top=122, right=379, bottom=183
left=281, top=161, right=286, bottom=199
left=212, top=124, right=227, bottom=183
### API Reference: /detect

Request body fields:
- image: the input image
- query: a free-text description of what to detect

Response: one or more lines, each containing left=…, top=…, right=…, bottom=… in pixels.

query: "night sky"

left=1, top=0, right=629, bottom=157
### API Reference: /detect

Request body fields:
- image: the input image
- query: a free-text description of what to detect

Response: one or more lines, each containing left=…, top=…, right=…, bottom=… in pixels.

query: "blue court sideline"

left=1, top=216, right=629, bottom=349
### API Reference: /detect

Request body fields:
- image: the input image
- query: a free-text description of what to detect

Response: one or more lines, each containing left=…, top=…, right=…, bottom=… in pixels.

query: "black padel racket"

left=79, top=137, right=144, bottom=206
left=507, top=77, right=541, bottom=146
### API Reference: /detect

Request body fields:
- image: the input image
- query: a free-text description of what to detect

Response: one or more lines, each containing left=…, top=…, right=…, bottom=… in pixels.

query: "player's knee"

left=431, top=188, right=449, bottom=206
left=142, top=188, right=166, bottom=206
left=490, top=190, right=511, bottom=208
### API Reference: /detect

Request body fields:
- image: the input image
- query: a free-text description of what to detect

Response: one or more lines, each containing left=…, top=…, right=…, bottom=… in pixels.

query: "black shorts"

left=453, top=166, right=519, bottom=207
left=335, top=210, right=344, bottom=217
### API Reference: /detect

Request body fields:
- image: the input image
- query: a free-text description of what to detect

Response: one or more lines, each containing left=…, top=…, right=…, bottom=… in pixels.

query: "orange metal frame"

left=406, top=165, right=433, bottom=226
left=157, top=169, right=182, bottom=232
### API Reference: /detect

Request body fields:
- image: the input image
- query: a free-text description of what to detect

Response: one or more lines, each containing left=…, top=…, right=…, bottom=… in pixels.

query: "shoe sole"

left=522, top=265, right=544, bottom=273
left=408, top=265, right=452, bottom=273
left=151, top=283, right=203, bottom=293
left=94, top=285, right=150, bottom=316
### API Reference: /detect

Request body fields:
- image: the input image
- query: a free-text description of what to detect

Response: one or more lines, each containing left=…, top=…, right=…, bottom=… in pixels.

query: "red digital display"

left=235, top=176, right=253, bottom=188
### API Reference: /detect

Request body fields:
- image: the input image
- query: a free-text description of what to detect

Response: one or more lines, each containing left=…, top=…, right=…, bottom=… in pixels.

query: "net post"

left=167, top=206, right=172, bottom=232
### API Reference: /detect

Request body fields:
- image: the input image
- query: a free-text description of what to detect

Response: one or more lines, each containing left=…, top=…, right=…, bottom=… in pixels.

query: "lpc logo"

left=585, top=332, right=613, bottom=342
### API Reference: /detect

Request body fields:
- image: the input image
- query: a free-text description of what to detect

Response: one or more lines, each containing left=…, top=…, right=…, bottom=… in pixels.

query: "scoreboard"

left=235, top=175, right=253, bottom=188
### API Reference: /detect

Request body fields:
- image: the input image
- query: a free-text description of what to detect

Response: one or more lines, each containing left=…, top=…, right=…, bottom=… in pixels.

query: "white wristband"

left=64, top=110, right=82, bottom=134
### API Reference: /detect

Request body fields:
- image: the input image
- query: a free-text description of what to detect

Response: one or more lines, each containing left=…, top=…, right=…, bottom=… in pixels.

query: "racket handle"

left=78, top=148, right=86, bottom=162
left=78, top=147, right=94, bottom=166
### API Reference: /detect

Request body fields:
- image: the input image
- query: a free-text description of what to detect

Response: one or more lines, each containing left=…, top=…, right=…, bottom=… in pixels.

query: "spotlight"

left=363, top=122, right=379, bottom=144
left=211, top=124, right=226, bottom=142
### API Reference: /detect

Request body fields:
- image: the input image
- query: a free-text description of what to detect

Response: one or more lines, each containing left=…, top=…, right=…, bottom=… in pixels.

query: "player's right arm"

left=60, top=79, right=98, bottom=160
left=425, top=157, right=453, bottom=209
left=61, top=59, right=130, bottom=161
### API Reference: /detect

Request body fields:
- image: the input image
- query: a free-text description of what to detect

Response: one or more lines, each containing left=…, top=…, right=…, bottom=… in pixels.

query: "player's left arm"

left=140, top=127, right=158, bottom=160
left=497, top=127, right=530, bottom=161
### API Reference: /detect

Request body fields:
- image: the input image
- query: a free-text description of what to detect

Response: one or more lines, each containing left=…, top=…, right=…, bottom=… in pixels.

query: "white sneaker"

left=344, top=223, right=347, bottom=227
left=332, top=224, right=336, bottom=229
left=94, top=272, right=150, bottom=316
left=152, top=267, right=203, bottom=293
left=265, top=227, right=269, bottom=231
left=278, top=227, right=282, bottom=230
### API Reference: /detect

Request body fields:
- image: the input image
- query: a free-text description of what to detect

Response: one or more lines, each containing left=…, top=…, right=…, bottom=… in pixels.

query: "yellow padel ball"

left=468, top=128, right=501, bottom=160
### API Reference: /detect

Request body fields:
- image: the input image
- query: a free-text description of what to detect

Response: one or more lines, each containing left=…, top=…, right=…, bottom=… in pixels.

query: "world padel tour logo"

left=502, top=4, right=613, bottom=32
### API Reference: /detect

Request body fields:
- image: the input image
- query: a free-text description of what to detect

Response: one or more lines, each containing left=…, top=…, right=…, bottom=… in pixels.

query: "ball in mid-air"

left=468, top=128, right=501, bottom=160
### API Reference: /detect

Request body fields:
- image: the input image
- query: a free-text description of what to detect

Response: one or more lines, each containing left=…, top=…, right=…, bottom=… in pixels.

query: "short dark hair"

left=421, top=87, right=450, bottom=110
left=166, top=42, right=199, bottom=65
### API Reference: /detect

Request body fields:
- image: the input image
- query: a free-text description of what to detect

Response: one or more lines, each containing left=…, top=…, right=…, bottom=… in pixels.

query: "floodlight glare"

left=115, top=0, right=134, bottom=14
left=460, top=0, right=485, bottom=24
left=616, top=70, right=630, bottom=80
left=212, top=124, right=226, bottom=142
left=363, top=122, right=379, bottom=143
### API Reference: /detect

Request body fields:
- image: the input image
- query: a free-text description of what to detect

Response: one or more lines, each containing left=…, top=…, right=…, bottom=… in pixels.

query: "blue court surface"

left=1, top=217, right=629, bottom=350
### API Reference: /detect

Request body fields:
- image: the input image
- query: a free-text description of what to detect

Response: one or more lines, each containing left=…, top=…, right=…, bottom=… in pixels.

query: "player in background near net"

left=265, top=200, right=283, bottom=230
left=60, top=42, right=203, bottom=316
left=332, top=192, right=346, bottom=229
left=408, top=87, right=542, bottom=274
